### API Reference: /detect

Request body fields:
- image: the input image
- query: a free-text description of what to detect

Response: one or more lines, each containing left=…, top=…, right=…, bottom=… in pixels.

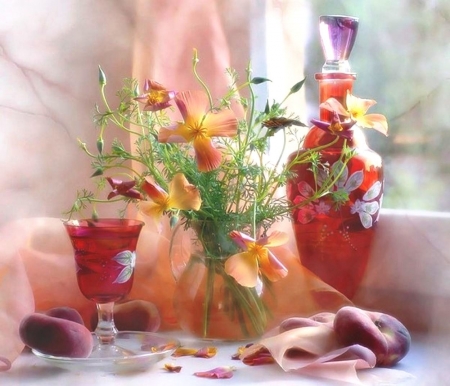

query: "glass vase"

left=169, top=220, right=267, bottom=340
left=286, top=16, right=384, bottom=299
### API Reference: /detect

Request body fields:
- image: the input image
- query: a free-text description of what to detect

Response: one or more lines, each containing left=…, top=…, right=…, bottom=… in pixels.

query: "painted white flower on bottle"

left=293, top=160, right=382, bottom=228
left=112, top=250, right=136, bottom=284
left=350, top=180, right=382, bottom=228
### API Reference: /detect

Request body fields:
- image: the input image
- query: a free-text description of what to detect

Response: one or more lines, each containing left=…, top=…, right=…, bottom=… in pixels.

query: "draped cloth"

left=1, top=1, right=449, bottom=383
left=0, top=216, right=352, bottom=370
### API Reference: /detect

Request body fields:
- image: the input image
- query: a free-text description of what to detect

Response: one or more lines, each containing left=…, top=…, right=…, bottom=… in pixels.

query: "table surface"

left=2, top=331, right=448, bottom=385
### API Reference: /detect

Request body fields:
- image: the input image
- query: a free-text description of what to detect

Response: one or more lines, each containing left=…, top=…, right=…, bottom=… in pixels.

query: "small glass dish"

left=32, top=331, right=179, bottom=373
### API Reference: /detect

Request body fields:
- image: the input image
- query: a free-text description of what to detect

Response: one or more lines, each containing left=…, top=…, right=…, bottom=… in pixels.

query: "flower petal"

left=138, top=201, right=165, bottom=222
left=194, top=347, right=218, bottom=358
left=229, top=231, right=255, bottom=250
left=194, top=366, right=236, bottom=379
left=193, top=136, right=223, bottom=172
left=357, top=113, right=388, bottom=135
left=257, top=231, right=289, bottom=248
left=172, top=347, right=199, bottom=357
left=259, top=250, right=288, bottom=283
left=158, top=123, right=191, bottom=143
left=241, top=346, right=275, bottom=366
left=346, top=93, right=376, bottom=116
left=175, top=90, right=209, bottom=121
left=141, top=179, right=169, bottom=204
left=167, top=173, right=202, bottom=210
left=319, top=98, right=349, bottom=117
left=164, top=363, right=182, bottom=373
left=225, top=252, right=259, bottom=287
left=203, top=110, right=238, bottom=137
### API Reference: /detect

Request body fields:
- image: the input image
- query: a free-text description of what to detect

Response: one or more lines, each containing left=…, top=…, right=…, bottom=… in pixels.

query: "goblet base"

left=32, top=331, right=179, bottom=373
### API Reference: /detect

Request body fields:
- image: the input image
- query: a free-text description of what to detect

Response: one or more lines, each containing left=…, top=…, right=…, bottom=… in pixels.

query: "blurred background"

left=0, top=0, right=448, bottom=226
left=305, top=0, right=450, bottom=211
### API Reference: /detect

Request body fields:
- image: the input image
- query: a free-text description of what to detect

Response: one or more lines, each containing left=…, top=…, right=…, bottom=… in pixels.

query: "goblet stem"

left=95, top=302, right=118, bottom=346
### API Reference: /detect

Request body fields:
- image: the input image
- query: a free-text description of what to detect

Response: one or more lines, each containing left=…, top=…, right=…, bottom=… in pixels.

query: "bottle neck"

left=315, top=72, right=356, bottom=121
left=303, top=72, right=367, bottom=149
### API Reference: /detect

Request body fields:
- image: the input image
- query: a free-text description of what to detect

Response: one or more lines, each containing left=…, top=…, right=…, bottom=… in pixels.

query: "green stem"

left=192, top=49, right=213, bottom=109
left=202, top=257, right=216, bottom=338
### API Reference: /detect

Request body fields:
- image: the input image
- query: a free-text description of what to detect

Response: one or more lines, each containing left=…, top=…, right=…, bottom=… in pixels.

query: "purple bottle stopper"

left=319, top=15, right=359, bottom=73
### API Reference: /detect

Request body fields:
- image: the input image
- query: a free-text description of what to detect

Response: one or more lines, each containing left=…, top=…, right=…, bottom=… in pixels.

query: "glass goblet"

left=64, top=218, right=144, bottom=358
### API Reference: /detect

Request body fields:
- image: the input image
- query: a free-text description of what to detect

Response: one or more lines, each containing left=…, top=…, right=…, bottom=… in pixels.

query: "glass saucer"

left=32, top=331, right=179, bottom=373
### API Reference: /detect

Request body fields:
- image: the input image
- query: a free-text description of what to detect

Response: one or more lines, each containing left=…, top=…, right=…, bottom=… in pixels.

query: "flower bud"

left=96, top=137, right=104, bottom=154
left=77, top=139, right=88, bottom=151
left=91, top=210, right=99, bottom=221
left=98, top=65, right=106, bottom=86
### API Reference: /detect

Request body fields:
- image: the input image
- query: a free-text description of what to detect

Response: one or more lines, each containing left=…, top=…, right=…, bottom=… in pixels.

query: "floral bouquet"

left=67, top=50, right=350, bottom=339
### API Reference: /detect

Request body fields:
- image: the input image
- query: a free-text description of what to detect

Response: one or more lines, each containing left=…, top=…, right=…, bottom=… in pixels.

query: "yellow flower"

left=224, top=231, right=288, bottom=288
left=158, top=91, right=238, bottom=172
left=139, top=173, right=201, bottom=221
left=320, top=91, right=388, bottom=136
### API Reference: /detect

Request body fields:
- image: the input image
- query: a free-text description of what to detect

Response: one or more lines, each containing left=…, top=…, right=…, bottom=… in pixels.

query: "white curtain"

left=0, top=0, right=307, bottom=226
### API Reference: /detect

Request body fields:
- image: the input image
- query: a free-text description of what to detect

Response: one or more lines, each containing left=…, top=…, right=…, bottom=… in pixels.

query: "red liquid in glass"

left=65, top=219, right=143, bottom=304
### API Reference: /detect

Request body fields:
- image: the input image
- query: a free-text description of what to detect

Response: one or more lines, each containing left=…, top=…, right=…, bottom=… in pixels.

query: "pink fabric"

left=241, top=325, right=376, bottom=383
left=0, top=221, right=35, bottom=370
left=0, top=217, right=353, bottom=371
left=240, top=325, right=415, bottom=384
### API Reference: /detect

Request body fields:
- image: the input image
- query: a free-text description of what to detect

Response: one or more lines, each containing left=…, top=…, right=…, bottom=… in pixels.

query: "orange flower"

left=139, top=173, right=201, bottom=221
left=134, top=80, right=175, bottom=111
left=320, top=91, right=388, bottom=136
left=158, top=91, right=238, bottom=172
left=224, top=231, right=289, bottom=288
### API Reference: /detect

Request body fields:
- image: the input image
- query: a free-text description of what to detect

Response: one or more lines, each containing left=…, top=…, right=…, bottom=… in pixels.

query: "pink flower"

left=134, top=80, right=175, bottom=111
left=106, top=177, right=143, bottom=200
left=311, top=111, right=355, bottom=139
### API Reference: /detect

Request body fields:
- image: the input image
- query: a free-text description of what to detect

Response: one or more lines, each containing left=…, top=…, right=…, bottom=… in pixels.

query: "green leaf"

left=250, top=77, right=272, bottom=85
left=290, top=78, right=306, bottom=94
left=90, top=167, right=104, bottom=177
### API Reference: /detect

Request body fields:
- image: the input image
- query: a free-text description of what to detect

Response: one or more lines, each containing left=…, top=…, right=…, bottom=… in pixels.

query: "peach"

left=44, top=306, right=85, bottom=325
left=90, top=300, right=161, bottom=332
left=19, top=313, right=93, bottom=358
left=333, top=306, right=411, bottom=367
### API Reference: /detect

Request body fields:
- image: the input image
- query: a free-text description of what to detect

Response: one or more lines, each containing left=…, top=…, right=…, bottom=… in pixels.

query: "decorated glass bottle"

left=286, top=16, right=385, bottom=299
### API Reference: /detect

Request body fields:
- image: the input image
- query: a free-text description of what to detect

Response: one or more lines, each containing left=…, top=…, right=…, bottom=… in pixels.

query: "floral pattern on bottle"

left=292, top=160, right=383, bottom=229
